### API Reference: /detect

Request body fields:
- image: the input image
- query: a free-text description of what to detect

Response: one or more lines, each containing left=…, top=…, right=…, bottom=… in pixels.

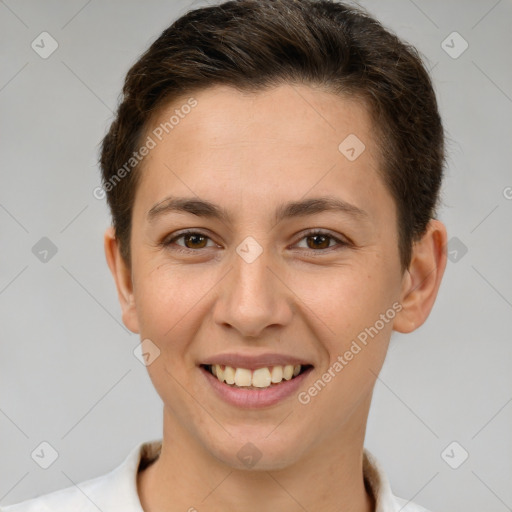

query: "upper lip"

left=201, top=352, right=313, bottom=370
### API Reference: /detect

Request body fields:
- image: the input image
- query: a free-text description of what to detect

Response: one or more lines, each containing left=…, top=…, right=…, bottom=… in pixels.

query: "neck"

left=138, top=399, right=375, bottom=512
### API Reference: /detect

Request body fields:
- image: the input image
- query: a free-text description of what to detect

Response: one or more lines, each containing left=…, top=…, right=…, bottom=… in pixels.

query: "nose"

left=212, top=242, right=293, bottom=338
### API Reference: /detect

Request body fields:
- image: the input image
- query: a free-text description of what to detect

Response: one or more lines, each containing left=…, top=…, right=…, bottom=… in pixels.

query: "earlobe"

left=393, top=219, right=448, bottom=334
left=104, top=226, right=140, bottom=334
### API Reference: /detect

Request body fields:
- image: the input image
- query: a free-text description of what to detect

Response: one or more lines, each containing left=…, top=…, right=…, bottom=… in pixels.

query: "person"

left=3, top=0, right=447, bottom=510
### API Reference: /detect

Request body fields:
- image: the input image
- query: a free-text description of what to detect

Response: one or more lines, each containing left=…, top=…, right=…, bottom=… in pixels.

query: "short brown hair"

left=100, top=0, right=445, bottom=271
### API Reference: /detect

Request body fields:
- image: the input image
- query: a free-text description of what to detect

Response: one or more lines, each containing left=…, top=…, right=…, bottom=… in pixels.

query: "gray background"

left=1, top=0, right=511, bottom=510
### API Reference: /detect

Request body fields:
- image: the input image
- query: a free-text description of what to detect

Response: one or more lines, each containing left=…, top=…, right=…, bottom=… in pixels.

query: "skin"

left=104, top=83, right=447, bottom=512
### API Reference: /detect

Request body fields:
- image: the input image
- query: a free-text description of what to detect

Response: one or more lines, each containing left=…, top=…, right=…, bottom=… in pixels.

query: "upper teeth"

left=210, top=364, right=302, bottom=388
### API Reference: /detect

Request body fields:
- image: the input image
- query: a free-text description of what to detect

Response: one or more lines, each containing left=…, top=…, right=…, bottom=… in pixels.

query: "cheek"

left=132, top=269, right=205, bottom=401
left=293, top=266, right=397, bottom=420
left=133, top=266, right=203, bottom=347
left=288, top=260, right=398, bottom=335
left=286, top=256, right=400, bottom=392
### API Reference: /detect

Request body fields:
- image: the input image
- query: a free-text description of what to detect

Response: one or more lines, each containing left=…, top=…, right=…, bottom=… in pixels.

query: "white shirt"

left=2, top=440, right=431, bottom=512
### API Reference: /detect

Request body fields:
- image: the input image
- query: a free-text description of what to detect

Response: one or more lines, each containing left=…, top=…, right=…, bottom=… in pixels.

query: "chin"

left=205, top=429, right=306, bottom=472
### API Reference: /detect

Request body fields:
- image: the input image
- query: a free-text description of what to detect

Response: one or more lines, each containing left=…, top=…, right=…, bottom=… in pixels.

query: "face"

left=107, top=83, right=432, bottom=470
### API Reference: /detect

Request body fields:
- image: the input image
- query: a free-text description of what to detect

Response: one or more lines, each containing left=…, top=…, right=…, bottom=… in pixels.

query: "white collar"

left=101, top=439, right=429, bottom=512
left=3, top=440, right=430, bottom=512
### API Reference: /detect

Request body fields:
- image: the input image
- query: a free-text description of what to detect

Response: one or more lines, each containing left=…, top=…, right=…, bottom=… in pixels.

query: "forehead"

left=133, top=83, right=394, bottom=227
left=148, top=83, right=375, bottom=152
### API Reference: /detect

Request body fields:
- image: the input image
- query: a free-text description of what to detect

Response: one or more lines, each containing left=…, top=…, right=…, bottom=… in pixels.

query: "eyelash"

left=162, top=229, right=349, bottom=254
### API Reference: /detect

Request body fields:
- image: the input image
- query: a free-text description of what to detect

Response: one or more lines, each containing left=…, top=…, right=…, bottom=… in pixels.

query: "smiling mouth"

left=201, top=364, right=313, bottom=389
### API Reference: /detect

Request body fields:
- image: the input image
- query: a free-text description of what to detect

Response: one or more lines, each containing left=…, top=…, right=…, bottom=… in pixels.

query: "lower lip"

left=200, top=366, right=313, bottom=409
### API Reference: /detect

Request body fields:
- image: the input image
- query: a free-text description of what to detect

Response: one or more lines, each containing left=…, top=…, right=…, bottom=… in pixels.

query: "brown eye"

left=306, top=234, right=331, bottom=250
left=164, top=231, right=216, bottom=252
left=295, top=230, right=348, bottom=252
left=182, top=233, right=208, bottom=249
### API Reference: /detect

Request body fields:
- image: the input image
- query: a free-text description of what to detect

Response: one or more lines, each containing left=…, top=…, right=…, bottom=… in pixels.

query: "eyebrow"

left=147, top=195, right=369, bottom=225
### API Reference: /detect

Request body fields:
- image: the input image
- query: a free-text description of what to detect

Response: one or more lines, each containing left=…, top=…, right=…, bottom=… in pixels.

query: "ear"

left=104, top=226, right=140, bottom=334
left=393, top=219, right=448, bottom=333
